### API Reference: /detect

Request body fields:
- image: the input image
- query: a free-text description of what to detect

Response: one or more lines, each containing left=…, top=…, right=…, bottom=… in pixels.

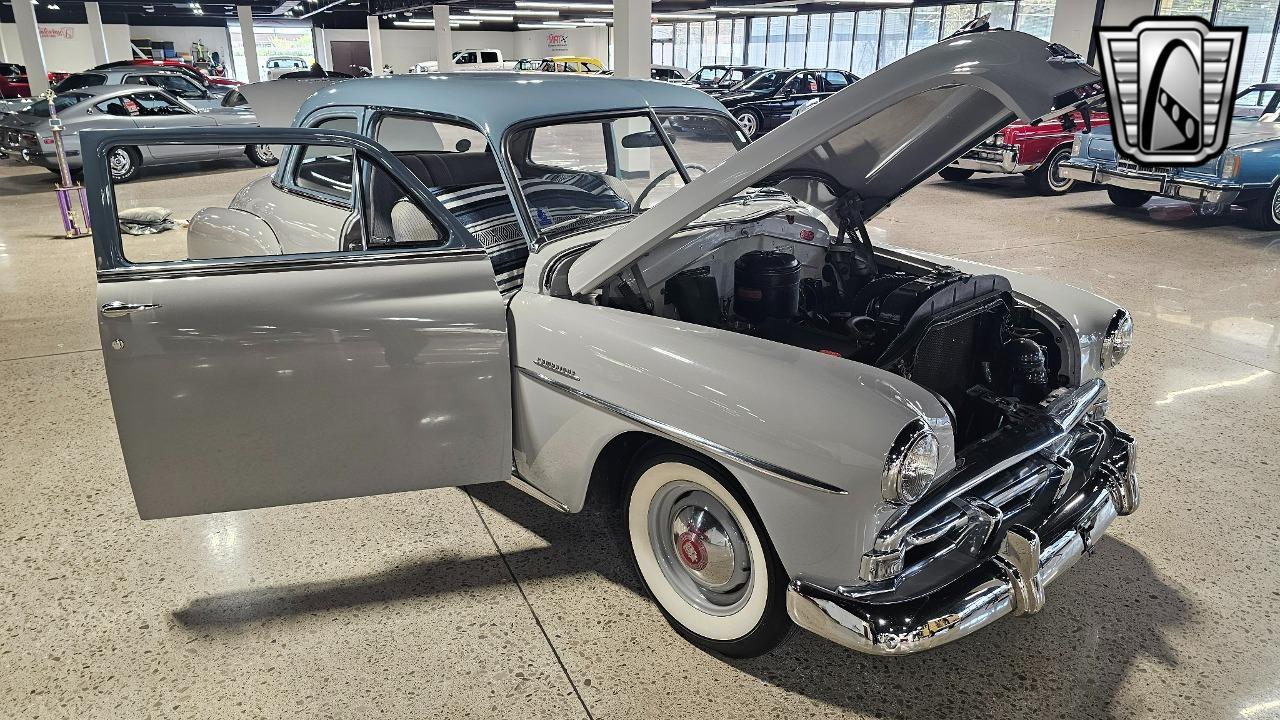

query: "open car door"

left=83, top=126, right=512, bottom=519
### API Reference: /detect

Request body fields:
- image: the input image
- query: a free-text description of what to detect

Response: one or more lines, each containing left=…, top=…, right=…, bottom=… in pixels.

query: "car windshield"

left=508, top=111, right=746, bottom=239
left=20, top=92, right=91, bottom=116
left=0, top=63, right=24, bottom=78
left=734, top=70, right=786, bottom=93
left=692, top=67, right=727, bottom=83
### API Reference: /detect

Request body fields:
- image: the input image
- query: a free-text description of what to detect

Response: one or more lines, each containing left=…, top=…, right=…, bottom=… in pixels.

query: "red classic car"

left=93, top=59, right=242, bottom=88
left=0, top=63, right=29, bottom=98
left=938, top=109, right=1111, bottom=195
left=0, top=64, right=72, bottom=98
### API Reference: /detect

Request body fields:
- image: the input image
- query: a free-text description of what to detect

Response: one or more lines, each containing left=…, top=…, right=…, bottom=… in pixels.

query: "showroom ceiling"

left=0, top=0, right=926, bottom=30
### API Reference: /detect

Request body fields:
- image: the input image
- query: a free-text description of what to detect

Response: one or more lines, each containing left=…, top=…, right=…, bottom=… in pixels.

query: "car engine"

left=594, top=214, right=1065, bottom=444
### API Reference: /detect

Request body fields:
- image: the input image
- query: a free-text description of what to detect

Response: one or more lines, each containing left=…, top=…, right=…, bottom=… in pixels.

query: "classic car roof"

left=292, top=73, right=725, bottom=133
left=569, top=30, right=1103, bottom=294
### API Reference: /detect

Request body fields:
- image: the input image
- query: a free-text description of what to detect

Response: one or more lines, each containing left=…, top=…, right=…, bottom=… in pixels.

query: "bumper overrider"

left=1059, top=159, right=1242, bottom=206
left=787, top=379, right=1139, bottom=655
left=951, top=144, right=1032, bottom=174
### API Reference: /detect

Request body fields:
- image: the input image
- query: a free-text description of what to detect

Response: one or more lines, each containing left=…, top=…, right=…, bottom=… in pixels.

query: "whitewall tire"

left=623, top=448, right=792, bottom=657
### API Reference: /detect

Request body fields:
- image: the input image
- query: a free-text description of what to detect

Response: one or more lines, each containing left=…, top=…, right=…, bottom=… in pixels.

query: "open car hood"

left=568, top=31, right=1102, bottom=295
left=237, top=78, right=347, bottom=128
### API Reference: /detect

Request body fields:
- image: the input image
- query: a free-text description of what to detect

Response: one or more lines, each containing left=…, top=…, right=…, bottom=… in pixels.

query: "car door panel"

left=84, top=126, right=513, bottom=519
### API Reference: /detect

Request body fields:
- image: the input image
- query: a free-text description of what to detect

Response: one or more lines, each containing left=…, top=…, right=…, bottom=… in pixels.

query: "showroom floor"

left=1, top=159, right=1277, bottom=720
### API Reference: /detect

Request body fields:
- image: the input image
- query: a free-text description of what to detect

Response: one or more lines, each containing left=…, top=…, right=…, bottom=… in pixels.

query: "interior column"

left=85, top=2, right=110, bottom=66
left=367, top=14, right=384, bottom=74
left=13, top=0, right=49, bottom=95
left=237, top=4, right=261, bottom=82
left=433, top=5, right=454, bottom=71
left=613, top=0, right=651, bottom=79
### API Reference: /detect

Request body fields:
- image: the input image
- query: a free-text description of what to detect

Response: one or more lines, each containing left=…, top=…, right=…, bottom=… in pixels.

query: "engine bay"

left=589, top=211, right=1067, bottom=445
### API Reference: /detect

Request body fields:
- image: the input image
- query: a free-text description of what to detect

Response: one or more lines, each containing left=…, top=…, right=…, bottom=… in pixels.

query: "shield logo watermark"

left=1095, top=16, right=1245, bottom=166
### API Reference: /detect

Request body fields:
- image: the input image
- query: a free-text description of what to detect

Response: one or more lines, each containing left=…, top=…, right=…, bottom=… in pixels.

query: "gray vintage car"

left=86, top=30, right=1138, bottom=658
left=54, top=67, right=230, bottom=110
left=1, top=85, right=272, bottom=182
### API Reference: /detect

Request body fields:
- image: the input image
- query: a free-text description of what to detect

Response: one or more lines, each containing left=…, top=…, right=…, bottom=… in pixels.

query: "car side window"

left=822, top=71, right=850, bottom=92
left=105, top=135, right=447, bottom=263
left=295, top=116, right=358, bottom=201
left=481, top=51, right=500, bottom=63
left=146, top=74, right=204, bottom=98
left=56, top=73, right=106, bottom=91
left=129, top=91, right=191, bottom=116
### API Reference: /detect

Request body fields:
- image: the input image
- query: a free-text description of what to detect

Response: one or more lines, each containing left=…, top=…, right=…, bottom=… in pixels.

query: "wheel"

left=107, top=146, right=141, bottom=183
left=245, top=143, right=278, bottom=167
left=1244, top=183, right=1280, bottom=230
left=938, top=167, right=974, bottom=182
left=1107, top=187, right=1153, bottom=208
left=623, top=447, right=792, bottom=658
left=1024, top=145, right=1075, bottom=195
left=734, top=108, right=762, bottom=139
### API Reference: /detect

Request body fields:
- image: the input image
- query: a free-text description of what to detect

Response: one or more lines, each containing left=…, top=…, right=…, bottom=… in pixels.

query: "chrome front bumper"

left=951, top=144, right=1032, bottom=174
left=786, top=382, right=1139, bottom=656
left=1059, top=159, right=1243, bottom=205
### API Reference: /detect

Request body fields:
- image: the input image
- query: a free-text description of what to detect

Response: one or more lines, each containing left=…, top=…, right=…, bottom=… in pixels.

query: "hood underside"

left=568, top=30, right=1103, bottom=295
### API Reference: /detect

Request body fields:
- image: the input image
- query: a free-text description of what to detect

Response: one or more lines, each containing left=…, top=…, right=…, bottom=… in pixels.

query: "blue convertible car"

left=1060, top=102, right=1280, bottom=230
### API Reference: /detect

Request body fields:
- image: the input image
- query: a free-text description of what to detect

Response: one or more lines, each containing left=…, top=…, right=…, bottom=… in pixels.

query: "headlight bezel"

left=1101, top=309, right=1134, bottom=369
left=883, top=420, right=940, bottom=504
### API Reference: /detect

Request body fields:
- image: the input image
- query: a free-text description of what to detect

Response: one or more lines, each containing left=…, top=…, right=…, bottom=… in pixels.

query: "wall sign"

left=546, top=33, right=569, bottom=53
left=39, top=26, right=76, bottom=40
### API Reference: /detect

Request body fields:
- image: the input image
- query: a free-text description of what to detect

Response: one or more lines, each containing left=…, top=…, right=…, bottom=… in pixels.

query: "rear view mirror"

left=621, top=131, right=665, bottom=148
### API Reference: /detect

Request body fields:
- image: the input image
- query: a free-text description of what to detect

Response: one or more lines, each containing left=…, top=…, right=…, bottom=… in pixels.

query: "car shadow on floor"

left=172, top=480, right=1193, bottom=719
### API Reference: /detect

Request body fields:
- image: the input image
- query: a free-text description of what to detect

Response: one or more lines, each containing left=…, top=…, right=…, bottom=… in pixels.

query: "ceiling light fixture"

left=469, top=8, right=558, bottom=15
left=709, top=5, right=798, bottom=13
left=518, top=21, right=581, bottom=28
left=516, top=1, right=612, bottom=10
left=46, top=3, right=60, bottom=9
left=652, top=12, right=714, bottom=19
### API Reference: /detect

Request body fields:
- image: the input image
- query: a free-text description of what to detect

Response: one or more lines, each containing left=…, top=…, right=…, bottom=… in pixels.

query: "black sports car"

left=717, top=68, right=860, bottom=138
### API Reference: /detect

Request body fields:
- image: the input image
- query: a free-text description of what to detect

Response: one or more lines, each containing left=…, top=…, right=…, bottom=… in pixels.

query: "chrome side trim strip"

left=97, top=248, right=490, bottom=283
left=516, top=366, right=847, bottom=495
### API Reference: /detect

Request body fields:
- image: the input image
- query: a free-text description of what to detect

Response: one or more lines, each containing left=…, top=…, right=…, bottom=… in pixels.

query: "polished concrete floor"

left=1, top=159, right=1277, bottom=719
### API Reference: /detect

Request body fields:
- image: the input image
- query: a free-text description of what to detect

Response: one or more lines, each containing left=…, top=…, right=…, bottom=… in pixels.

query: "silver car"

left=54, top=67, right=229, bottom=110
left=1, top=85, right=273, bottom=182
left=84, top=31, right=1138, bottom=659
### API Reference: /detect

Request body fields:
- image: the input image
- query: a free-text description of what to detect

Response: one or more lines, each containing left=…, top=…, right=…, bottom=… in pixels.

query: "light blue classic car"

left=1060, top=103, right=1280, bottom=229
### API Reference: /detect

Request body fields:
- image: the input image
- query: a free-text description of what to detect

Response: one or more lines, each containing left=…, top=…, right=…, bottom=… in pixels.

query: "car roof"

left=295, top=73, right=726, bottom=135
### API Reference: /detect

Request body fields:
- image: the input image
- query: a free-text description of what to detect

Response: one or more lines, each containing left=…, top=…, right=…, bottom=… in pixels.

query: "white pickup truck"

left=410, top=49, right=515, bottom=73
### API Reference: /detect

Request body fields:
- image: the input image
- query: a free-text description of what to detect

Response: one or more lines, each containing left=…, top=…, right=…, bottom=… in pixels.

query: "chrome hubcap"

left=737, top=113, right=756, bottom=136
left=1271, top=188, right=1280, bottom=222
left=648, top=481, right=752, bottom=615
left=109, top=149, right=130, bottom=176
left=1049, top=153, right=1072, bottom=190
left=254, top=144, right=275, bottom=160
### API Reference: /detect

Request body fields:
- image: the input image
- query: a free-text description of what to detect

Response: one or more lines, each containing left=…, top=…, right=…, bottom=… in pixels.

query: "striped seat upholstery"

left=394, top=151, right=629, bottom=296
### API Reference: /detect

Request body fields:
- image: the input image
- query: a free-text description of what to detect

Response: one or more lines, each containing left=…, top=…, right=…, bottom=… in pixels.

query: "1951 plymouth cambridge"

left=85, top=29, right=1138, bottom=658
left=1060, top=94, right=1280, bottom=229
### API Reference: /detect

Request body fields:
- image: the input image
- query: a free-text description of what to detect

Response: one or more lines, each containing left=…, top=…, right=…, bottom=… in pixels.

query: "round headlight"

left=1102, top=309, right=1134, bottom=369
left=884, top=422, right=940, bottom=504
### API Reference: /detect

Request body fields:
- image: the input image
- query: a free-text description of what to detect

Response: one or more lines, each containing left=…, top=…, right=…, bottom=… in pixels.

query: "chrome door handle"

left=101, top=301, right=162, bottom=317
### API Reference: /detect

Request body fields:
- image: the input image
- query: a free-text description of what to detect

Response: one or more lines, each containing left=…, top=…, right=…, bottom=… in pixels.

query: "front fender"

left=509, top=292, right=955, bottom=587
